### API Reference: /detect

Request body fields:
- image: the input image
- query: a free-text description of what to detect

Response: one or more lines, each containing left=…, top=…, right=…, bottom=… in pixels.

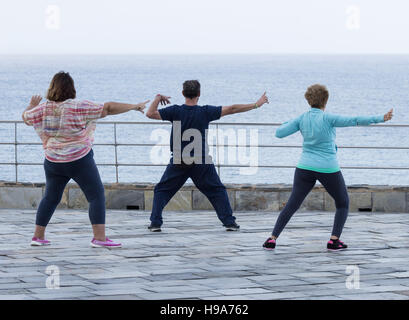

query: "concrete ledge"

left=236, top=191, right=279, bottom=211
left=192, top=190, right=235, bottom=210
left=144, top=190, right=191, bottom=211
left=0, top=187, right=42, bottom=209
left=0, top=182, right=408, bottom=212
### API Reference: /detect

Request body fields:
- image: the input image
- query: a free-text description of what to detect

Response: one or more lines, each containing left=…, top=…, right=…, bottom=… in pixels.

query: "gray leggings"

left=272, top=168, right=349, bottom=238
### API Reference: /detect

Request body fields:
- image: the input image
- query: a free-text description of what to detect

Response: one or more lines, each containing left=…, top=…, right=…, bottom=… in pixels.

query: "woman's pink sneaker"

left=31, top=237, right=51, bottom=246
left=91, top=237, right=122, bottom=248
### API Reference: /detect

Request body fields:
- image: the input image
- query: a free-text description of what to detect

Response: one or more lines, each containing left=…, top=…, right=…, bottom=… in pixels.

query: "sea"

left=0, top=54, right=408, bottom=185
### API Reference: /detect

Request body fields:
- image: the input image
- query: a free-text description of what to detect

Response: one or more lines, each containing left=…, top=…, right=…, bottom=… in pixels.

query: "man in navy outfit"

left=146, top=80, right=268, bottom=232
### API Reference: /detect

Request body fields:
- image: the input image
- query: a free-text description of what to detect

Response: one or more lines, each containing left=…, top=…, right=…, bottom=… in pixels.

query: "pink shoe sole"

left=31, top=238, right=51, bottom=246
left=91, top=237, right=122, bottom=248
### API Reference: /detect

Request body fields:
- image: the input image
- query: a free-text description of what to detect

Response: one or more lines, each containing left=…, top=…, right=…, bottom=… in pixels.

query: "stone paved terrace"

left=0, top=209, right=409, bottom=300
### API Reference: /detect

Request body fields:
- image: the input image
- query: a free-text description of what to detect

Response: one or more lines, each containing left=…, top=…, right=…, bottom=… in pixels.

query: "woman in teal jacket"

left=263, top=84, right=393, bottom=251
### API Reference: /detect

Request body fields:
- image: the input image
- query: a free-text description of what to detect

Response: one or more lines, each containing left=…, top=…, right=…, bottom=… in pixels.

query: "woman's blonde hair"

left=304, top=84, right=329, bottom=109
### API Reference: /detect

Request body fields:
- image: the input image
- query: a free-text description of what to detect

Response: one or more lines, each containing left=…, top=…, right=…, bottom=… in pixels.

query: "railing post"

left=216, top=123, right=221, bottom=176
left=114, top=123, right=119, bottom=183
left=14, top=122, right=18, bottom=183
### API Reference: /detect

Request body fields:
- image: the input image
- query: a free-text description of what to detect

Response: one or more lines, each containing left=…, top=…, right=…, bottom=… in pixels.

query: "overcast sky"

left=1, top=0, right=409, bottom=54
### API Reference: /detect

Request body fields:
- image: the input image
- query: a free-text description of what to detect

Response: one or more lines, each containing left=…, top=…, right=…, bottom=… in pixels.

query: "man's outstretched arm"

left=146, top=94, right=171, bottom=120
left=221, top=92, right=269, bottom=117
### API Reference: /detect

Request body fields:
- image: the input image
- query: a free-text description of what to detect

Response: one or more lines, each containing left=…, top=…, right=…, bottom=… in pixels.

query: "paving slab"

left=0, top=209, right=408, bottom=300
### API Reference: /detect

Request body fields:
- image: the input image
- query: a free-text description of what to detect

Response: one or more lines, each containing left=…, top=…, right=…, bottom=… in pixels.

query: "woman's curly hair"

left=46, top=71, right=76, bottom=102
left=304, top=84, right=329, bottom=109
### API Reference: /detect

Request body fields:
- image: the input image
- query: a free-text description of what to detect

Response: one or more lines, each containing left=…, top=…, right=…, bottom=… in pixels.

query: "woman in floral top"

left=23, top=71, right=149, bottom=248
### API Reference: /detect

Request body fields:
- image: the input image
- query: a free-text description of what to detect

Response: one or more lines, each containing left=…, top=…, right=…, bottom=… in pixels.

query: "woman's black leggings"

left=36, top=150, right=106, bottom=227
left=272, top=168, right=349, bottom=238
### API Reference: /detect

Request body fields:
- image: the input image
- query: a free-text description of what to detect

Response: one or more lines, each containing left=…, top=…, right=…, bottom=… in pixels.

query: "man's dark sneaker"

left=327, top=239, right=348, bottom=251
left=148, top=224, right=162, bottom=232
left=263, top=238, right=276, bottom=250
left=224, top=223, right=240, bottom=231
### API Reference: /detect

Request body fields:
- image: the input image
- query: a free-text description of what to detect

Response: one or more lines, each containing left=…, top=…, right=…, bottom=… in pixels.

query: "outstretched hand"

left=135, top=100, right=150, bottom=114
left=29, top=95, right=42, bottom=109
left=157, top=94, right=171, bottom=106
left=384, top=108, right=393, bottom=122
left=256, top=92, right=269, bottom=108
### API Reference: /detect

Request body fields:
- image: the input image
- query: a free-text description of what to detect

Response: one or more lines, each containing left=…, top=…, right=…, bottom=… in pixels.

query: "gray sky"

left=1, top=0, right=409, bottom=54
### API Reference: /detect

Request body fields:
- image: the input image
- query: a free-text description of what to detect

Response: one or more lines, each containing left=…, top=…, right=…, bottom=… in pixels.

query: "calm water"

left=0, top=55, right=408, bottom=185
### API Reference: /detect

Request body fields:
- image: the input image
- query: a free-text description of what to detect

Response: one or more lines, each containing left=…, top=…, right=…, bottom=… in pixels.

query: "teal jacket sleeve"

left=325, top=113, right=385, bottom=127
left=275, top=117, right=301, bottom=138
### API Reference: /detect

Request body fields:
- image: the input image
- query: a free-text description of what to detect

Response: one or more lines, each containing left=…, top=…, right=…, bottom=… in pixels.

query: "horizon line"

left=2, top=52, right=409, bottom=56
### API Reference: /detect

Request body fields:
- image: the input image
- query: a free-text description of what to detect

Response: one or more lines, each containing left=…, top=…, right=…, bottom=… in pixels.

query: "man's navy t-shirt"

left=159, top=104, right=222, bottom=164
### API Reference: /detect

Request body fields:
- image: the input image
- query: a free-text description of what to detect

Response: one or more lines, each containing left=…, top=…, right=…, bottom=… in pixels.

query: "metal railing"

left=1, top=120, right=409, bottom=183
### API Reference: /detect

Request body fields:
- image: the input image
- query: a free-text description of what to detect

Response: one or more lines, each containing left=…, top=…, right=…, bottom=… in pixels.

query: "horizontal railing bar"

left=212, top=123, right=409, bottom=128
left=215, top=145, right=409, bottom=150
left=1, top=162, right=409, bottom=170
left=2, top=119, right=409, bottom=183
left=1, top=120, right=409, bottom=128
left=1, top=141, right=408, bottom=150
left=105, top=165, right=409, bottom=170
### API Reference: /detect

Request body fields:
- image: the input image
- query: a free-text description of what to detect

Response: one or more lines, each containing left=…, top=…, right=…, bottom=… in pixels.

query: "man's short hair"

left=183, top=80, right=201, bottom=99
left=304, top=84, right=329, bottom=109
